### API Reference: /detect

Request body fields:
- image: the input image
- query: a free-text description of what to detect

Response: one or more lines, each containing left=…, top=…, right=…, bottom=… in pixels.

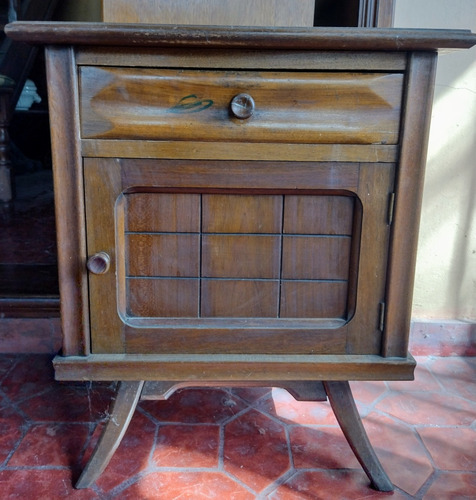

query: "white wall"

left=394, top=0, right=476, bottom=320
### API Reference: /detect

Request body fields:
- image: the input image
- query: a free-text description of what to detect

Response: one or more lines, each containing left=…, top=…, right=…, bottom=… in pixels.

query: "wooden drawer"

left=80, top=67, right=403, bottom=145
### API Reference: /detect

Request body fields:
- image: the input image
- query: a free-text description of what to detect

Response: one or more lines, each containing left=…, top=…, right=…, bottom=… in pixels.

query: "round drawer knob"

left=230, top=93, right=255, bottom=119
left=87, top=252, right=111, bottom=275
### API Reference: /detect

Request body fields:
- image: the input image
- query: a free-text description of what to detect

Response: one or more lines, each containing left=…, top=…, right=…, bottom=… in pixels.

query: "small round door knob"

left=230, top=93, right=255, bottom=119
left=87, top=252, right=111, bottom=275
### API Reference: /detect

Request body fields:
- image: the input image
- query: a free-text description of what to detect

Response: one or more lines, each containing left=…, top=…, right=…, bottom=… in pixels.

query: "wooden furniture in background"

left=6, top=21, right=476, bottom=491
left=103, top=0, right=395, bottom=27
left=0, top=0, right=58, bottom=204
left=103, top=0, right=315, bottom=26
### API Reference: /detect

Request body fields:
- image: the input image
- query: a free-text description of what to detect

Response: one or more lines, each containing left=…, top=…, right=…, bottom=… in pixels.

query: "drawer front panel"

left=80, top=67, right=403, bottom=144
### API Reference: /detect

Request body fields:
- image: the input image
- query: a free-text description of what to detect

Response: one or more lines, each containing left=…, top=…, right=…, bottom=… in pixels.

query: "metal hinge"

left=387, top=192, right=395, bottom=225
left=378, top=302, right=386, bottom=332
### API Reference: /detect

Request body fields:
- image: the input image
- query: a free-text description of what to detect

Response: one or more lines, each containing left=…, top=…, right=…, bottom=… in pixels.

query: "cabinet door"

left=84, top=158, right=393, bottom=356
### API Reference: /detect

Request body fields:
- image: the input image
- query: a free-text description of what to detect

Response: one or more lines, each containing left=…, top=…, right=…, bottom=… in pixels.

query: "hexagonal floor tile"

left=224, top=408, right=290, bottom=492
left=116, top=471, right=255, bottom=499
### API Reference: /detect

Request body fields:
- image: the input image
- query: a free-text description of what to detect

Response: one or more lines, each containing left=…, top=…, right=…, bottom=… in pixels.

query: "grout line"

left=217, top=423, right=225, bottom=471
left=413, top=468, right=441, bottom=499
left=259, top=467, right=298, bottom=498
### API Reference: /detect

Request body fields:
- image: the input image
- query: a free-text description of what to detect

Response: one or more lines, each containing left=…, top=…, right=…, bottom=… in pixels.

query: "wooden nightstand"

left=6, top=22, right=476, bottom=491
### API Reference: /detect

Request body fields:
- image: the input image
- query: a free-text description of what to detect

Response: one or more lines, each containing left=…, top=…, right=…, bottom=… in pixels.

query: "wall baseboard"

left=409, top=319, right=476, bottom=357
left=0, top=317, right=62, bottom=354
left=0, top=317, right=474, bottom=356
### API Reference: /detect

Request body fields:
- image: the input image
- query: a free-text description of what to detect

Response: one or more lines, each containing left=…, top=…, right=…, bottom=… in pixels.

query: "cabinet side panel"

left=45, top=47, right=88, bottom=356
left=383, top=52, right=437, bottom=357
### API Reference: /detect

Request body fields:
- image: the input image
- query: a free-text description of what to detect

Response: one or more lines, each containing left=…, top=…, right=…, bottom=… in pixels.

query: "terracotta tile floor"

left=0, top=355, right=475, bottom=499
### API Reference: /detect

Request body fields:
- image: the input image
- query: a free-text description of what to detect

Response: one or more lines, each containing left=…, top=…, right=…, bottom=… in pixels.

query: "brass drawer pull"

left=87, top=252, right=111, bottom=275
left=230, top=93, right=255, bottom=119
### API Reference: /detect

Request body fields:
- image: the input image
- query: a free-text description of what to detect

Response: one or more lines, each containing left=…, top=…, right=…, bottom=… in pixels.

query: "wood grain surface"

left=103, top=0, right=315, bottom=26
left=6, top=23, right=476, bottom=51
left=80, top=67, right=403, bottom=145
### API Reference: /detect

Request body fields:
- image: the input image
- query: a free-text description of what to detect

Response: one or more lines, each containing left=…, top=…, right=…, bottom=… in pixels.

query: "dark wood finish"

left=75, top=48, right=407, bottom=71
left=79, top=67, right=402, bottom=145
left=86, top=252, right=110, bottom=275
left=324, top=381, right=393, bottom=491
left=128, top=278, right=200, bottom=318
left=348, top=162, right=394, bottom=354
left=126, top=192, right=200, bottom=232
left=140, top=380, right=328, bottom=401
left=79, top=157, right=392, bottom=357
left=45, top=46, right=88, bottom=356
left=282, top=236, right=351, bottom=280
left=0, top=296, right=60, bottom=318
left=8, top=22, right=475, bottom=491
left=75, top=380, right=144, bottom=489
left=82, top=140, right=398, bottom=163
left=123, top=324, right=348, bottom=355
left=53, top=353, right=416, bottom=382
left=83, top=157, right=123, bottom=354
left=383, top=52, right=438, bottom=357
left=280, top=281, right=348, bottom=318
left=202, top=235, right=281, bottom=278
left=121, top=159, right=360, bottom=191
left=6, top=23, right=476, bottom=51
left=200, top=280, right=279, bottom=318
left=203, top=194, right=282, bottom=233
left=127, top=234, right=200, bottom=277
left=284, top=195, right=354, bottom=234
